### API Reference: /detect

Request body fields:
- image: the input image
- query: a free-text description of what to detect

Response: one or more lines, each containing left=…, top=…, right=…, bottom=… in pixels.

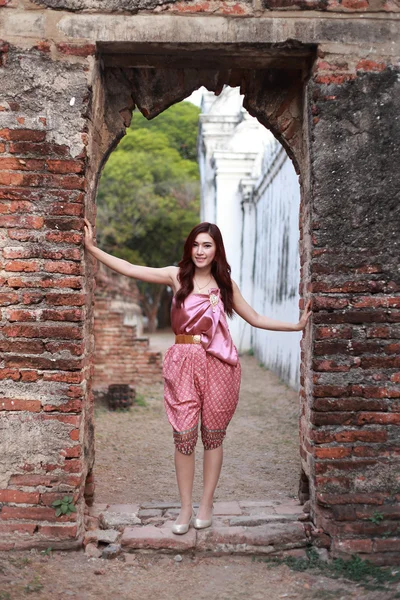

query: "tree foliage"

left=96, top=101, right=201, bottom=330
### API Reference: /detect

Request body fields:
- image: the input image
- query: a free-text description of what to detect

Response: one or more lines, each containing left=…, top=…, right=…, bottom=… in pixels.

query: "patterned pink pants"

left=162, top=344, right=241, bottom=455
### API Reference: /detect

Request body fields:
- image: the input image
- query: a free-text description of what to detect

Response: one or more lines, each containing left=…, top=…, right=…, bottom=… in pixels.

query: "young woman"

left=84, top=219, right=312, bottom=535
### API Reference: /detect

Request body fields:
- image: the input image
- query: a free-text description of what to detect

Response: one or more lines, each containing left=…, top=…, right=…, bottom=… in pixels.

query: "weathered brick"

left=37, top=524, right=78, bottom=539
left=4, top=259, right=40, bottom=272
left=0, top=129, right=46, bottom=142
left=41, top=308, right=84, bottom=322
left=0, top=489, right=40, bottom=503
left=0, top=340, right=44, bottom=354
left=9, top=141, right=70, bottom=156
left=0, top=399, right=41, bottom=411
left=43, top=260, right=82, bottom=275
left=46, top=159, right=84, bottom=174
left=3, top=323, right=83, bottom=339
left=0, top=215, right=44, bottom=229
left=46, top=293, right=85, bottom=306
left=5, top=308, right=38, bottom=321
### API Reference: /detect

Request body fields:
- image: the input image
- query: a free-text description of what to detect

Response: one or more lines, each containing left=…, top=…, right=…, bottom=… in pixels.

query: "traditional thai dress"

left=162, top=288, right=241, bottom=455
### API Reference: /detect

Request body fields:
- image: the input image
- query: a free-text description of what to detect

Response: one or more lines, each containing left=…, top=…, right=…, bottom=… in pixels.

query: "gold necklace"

left=194, top=275, right=212, bottom=293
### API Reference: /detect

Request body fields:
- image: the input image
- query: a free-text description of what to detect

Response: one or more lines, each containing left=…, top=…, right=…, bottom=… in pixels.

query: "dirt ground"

left=1, top=335, right=399, bottom=599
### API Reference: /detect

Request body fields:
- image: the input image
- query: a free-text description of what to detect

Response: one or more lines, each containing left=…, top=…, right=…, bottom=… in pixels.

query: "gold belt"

left=175, top=334, right=201, bottom=344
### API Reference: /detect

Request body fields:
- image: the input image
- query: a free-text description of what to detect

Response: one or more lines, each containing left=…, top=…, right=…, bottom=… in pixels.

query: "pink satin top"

left=171, top=288, right=238, bottom=366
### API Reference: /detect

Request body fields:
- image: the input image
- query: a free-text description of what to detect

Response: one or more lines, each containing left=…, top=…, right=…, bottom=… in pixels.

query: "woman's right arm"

left=84, top=218, right=178, bottom=287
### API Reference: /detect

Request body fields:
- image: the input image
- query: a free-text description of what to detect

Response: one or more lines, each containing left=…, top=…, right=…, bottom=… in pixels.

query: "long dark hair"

left=175, top=222, right=234, bottom=317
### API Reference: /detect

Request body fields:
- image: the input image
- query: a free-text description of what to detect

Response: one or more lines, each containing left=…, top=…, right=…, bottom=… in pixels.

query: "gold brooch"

left=209, top=293, right=219, bottom=312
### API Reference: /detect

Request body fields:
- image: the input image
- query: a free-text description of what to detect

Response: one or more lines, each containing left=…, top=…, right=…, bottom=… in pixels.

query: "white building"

left=197, top=87, right=302, bottom=389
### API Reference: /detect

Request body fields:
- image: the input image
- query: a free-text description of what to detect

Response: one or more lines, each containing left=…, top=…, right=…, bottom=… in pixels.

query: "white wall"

left=198, top=87, right=301, bottom=389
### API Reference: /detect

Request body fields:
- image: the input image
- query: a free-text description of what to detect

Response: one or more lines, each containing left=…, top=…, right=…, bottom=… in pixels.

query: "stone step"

left=85, top=498, right=310, bottom=557
left=120, top=520, right=308, bottom=555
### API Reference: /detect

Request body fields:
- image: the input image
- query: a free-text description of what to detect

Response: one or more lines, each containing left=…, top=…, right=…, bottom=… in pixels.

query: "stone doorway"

left=83, top=42, right=314, bottom=555
left=1, top=9, right=399, bottom=565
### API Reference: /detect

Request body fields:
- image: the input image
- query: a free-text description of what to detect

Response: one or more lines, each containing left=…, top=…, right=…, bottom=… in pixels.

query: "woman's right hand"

left=84, top=217, right=96, bottom=250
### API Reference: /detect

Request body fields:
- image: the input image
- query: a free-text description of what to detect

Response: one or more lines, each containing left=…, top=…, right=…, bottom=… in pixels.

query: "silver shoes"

left=193, top=505, right=213, bottom=530
left=172, top=509, right=193, bottom=535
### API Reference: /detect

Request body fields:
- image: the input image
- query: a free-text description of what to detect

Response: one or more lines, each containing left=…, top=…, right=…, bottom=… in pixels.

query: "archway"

left=82, top=42, right=316, bottom=551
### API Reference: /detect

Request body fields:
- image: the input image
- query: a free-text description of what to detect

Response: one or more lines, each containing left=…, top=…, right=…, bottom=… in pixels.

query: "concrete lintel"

left=55, top=15, right=399, bottom=47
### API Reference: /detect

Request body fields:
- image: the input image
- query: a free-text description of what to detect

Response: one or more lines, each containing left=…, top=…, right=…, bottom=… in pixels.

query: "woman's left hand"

left=296, top=299, right=312, bottom=331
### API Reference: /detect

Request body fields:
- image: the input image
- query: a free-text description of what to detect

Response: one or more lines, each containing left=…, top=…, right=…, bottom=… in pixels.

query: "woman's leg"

left=198, top=355, right=242, bottom=520
left=196, top=445, right=223, bottom=520
left=174, top=448, right=195, bottom=524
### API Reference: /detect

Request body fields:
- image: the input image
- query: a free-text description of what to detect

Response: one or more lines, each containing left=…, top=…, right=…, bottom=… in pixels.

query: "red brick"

left=0, top=506, right=75, bottom=522
left=4, top=260, right=40, bottom=272
left=0, top=172, right=85, bottom=190
left=3, top=246, right=39, bottom=259
left=374, top=538, right=400, bottom=552
left=40, top=414, right=81, bottom=426
left=366, top=326, right=390, bottom=338
left=0, top=523, right=36, bottom=535
left=391, top=373, right=400, bottom=383
left=314, top=385, right=349, bottom=398
left=0, top=339, right=45, bottom=353
left=45, top=341, right=84, bottom=356
left=314, top=310, right=388, bottom=325
left=56, top=43, right=96, bottom=56
left=356, top=412, right=400, bottom=425
left=45, top=231, right=82, bottom=245
left=0, top=399, right=41, bottom=411
left=315, top=476, right=351, bottom=491
left=3, top=323, right=83, bottom=339
left=37, top=524, right=78, bottom=539
left=7, top=276, right=82, bottom=289
left=41, top=308, right=83, bottom=322
left=314, top=296, right=349, bottom=310
left=44, top=217, right=82, bottom=231
left=0, top=489, right=40, bottom=503
left=46, top=292, right=85, bottom=306
left=44, top=399, right=82, bottom=413
left=22, top=292, right=45, bottom=305
left=317, top=492, right=386, bottom=506
left=47, top=203, right=84, bottom=217
left=314, top=341, right=350, bottom=355
left=8, top=473, right=78, bottom=486
left=356, top=59, right=386, bottom=72
left=0, top=292, right=19, bottom=305
left=313, top=398, right=385, bottom=412
left=335, top=538, right=373, bottom=554
left=46, top=159, right=84, bottom=174
left=315, top=459, right=376, bottom=474
left=8, top=229, right=41, bottom=242
left=0, top=157, right=45, bottom=170
left=315, top=326, right=352, bottom=340
left=313, top=359, right=351, bottom=372
left=21, top=370, right=41, bottom=382
left=361, top=356, right=400, bottom=369
left=0, top=368, right=20, bottom=381
left=5, top=355, right=83, bottom=371
left=0, top=129, right=46, bottom=142
left=314, top=447, right=352, bottom=459
left=9, top=141, right=70, bottom=157
left=311, top=429, right=387, bottom=444
left=0, top=215, right=43, bottom=229
left=5, top=308, right=38, bottom=321
left=43, top=260, right=82, bottom=275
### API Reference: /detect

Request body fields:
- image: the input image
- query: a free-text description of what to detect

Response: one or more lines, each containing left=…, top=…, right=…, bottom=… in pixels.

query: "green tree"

left=96, top=102, right=200, bottom=331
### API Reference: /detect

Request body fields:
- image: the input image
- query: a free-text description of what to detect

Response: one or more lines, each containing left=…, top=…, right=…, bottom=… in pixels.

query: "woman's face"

left=192, top=233, right=216, bottom=270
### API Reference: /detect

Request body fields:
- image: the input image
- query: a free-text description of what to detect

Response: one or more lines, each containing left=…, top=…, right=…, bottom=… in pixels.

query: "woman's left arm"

left=232, top=280, right=312, bottom=332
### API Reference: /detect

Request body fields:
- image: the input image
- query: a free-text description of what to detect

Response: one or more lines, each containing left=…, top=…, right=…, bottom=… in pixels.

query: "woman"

left=84, top=219, right=312, bottom=535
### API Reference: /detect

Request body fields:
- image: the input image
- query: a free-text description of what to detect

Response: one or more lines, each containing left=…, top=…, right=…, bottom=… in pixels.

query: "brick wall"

left=0, top=2, right=399, bottom=563
left=93, top=263, right=163, bottom=393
